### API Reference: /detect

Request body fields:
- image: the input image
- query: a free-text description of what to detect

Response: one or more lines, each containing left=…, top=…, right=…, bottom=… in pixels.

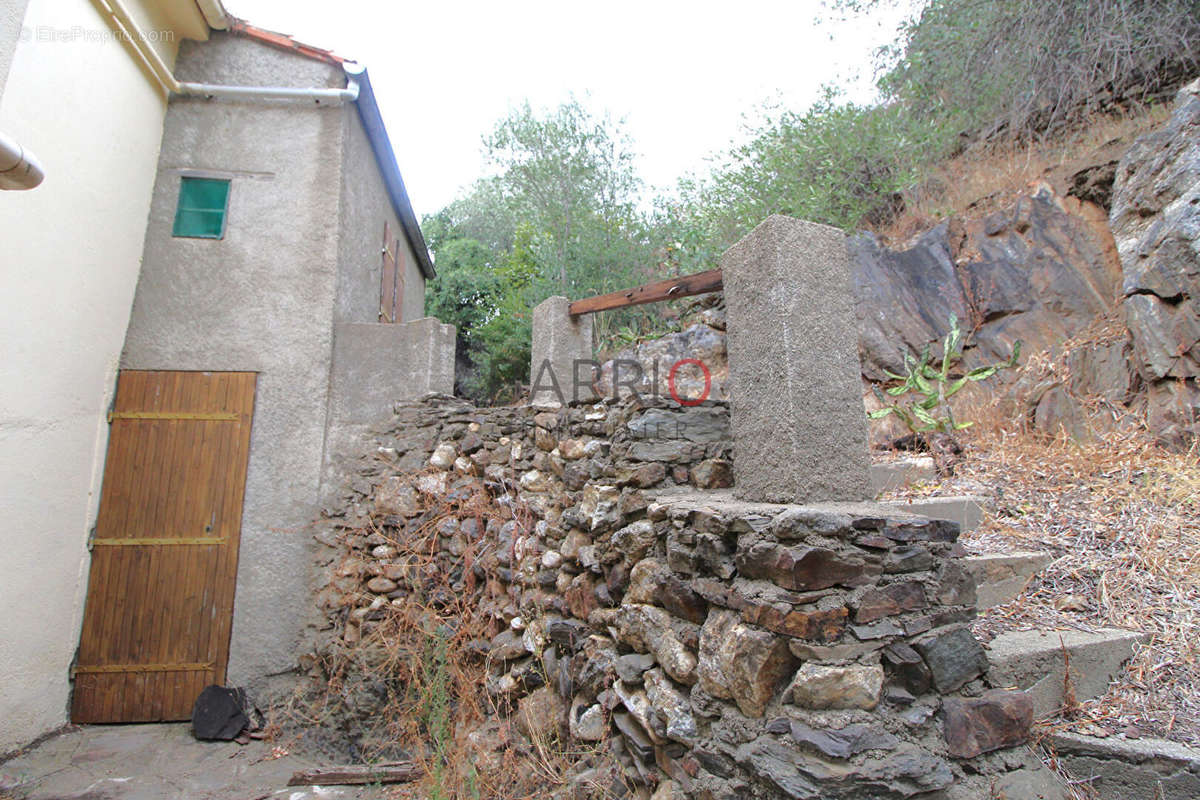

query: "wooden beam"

left=568, top=268, right=723, bottom=316
left=287, top=762, right=421, bottom=787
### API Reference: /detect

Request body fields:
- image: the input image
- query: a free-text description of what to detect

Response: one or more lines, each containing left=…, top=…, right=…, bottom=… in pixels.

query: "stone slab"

left=1050, top=731, right=1200, bottom=800
left=986, top=628, right=1146, bottom=718
left=870, top=456, right=937, bottom=495
left=721, top=215, right=871, bottom=503
left=885, top=495, right=985, bottom=533
left=963, top=551, right=1052, bottom=609
left=531, top=296, right=594, bottom=407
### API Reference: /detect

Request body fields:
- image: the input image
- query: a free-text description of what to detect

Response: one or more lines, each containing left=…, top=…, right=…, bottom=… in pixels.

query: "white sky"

left=223, top=0, right=912, bottom=219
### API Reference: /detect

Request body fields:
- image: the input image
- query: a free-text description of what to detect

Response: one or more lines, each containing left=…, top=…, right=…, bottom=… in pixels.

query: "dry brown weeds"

left=273, top=473, right=627, bottom=800
left=886, top=384, right=1200, bottom=746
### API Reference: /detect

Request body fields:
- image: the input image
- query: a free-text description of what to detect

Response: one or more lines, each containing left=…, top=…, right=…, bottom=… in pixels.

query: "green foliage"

left=426, top=99, right=667, bottom=403
left=869, top=314, right=1021, bottom=433
left=665, top=89, right=954, bottom=266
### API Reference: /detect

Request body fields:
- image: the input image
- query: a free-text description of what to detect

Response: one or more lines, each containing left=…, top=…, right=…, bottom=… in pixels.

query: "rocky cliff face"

left=599, top=81, right=1200, bottom=448
left=1111, top=78, right=1200, bottom=447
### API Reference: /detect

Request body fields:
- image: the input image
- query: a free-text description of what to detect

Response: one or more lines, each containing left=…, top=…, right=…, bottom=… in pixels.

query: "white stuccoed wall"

left=0, top=0, right=192, bottom=753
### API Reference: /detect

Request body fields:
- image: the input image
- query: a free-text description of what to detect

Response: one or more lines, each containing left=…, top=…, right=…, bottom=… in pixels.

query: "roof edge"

left=194, top=0, right=229, bottom=30
left=346, top=65, right=436, bottom=280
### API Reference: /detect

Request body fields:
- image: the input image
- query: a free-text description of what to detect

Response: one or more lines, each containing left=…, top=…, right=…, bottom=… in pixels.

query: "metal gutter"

left=346, top=64, right=436, bottom=279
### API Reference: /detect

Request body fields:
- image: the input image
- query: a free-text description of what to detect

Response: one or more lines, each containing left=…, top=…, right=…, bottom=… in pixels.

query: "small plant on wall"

left=869, top=313, right=1021, bottom=439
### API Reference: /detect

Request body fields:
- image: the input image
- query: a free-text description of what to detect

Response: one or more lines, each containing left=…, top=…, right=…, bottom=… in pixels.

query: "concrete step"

left=869, top=456, right=936, bottom=495
left=962, top=551, right=1053, bottom=609
left=1049, top=731, right=1200, bottom=800
left=883, top=494, right=985, bottom=533
left=985, top=628, right=1145, bottom=718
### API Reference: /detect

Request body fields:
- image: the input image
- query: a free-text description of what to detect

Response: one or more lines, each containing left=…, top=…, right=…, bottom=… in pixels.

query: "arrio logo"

left=531, top=358, right=712, bottom=406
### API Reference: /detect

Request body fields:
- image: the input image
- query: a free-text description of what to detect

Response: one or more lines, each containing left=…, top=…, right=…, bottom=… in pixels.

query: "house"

left=0, top=0, right=454, bottom=751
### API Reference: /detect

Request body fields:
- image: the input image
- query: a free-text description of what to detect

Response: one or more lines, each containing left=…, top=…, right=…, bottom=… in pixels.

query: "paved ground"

left=0, top=724, right=374, bottom=800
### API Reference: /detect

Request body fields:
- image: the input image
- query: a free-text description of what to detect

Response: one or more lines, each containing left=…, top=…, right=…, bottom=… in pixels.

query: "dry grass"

left=270, top=474, right=627, bottom=800
left=885, top=383, right=1200, bottom=746
left=880, top=104, right=1173, bottom=243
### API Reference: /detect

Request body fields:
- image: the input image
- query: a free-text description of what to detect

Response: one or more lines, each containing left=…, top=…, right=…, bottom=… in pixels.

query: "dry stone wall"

left=309, top=395, right=1051, bottom=798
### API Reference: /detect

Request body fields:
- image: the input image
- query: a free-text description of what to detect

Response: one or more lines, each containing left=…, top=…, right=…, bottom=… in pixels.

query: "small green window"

left=173, top=177, right=230, bottom=239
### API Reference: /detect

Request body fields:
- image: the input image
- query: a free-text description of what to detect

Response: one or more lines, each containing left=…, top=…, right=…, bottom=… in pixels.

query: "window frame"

left=172, top=176, right=232, bottom=240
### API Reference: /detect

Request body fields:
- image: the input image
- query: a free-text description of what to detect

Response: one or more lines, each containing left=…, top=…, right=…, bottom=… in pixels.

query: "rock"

left=854, top=581, right=928, bottom=623
left=774, top=718, right=899, bottom=759
left=788, top=663, right=883, bottom=711
left=606, top=604, right=697, bottom=685
left=626, top=559, right=708, bottom=624
left=612, top=680, right=666, bottom=743
left=650, top=779, right=683, bottom=800
left=569, top=697, right=607, bottom=742
left=883, top=641, right=932, bottom=695
left=644, top=668, right=697, bottom=745
left=366, top=576, right=397, bottom=594
left=489, top=629, right=529, bottom=661
left=580, top=484, right=621, bottom=531
left=691, top=458, right=734, bottom=489
left=611, top=520, right=657, bottom=563
left=453, top=455, right=479, bottom=475
left=558, top=438, right=587, bottom=460
left=519, top=469, right=551, bottom=493
left=517, top=685, right=568, bottom=741
left=429, top=443, right=457, bottom=470
left=942, top=689, right=1034, bottom=758
left=697, top=608, right=795, bottom=717
left=883, top=545, right=934, bottom=574
left=615, top=653, right=656, bottom=683
left=912, top=625, right=989, bottom=693
left=1111, top=79, right=1200, bottom=442
left=736, top=539, right=875, bottom=591
left=374, top=478, right=419, bottom=517
left=541, top=550, right=563, bottom=569
left=627, top=462, right=667, bottom=488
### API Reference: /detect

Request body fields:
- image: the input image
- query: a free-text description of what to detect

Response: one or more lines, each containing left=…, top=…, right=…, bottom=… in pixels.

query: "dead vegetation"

left=271, top=474, right=628, bottom=800
left=886, top=358, right=1200, bottom=746
left=880, top=104, right=1173, bottom=244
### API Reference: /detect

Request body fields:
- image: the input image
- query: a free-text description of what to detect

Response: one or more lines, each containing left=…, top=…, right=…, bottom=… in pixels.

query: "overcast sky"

left=224, top=0, right=912, bottom=218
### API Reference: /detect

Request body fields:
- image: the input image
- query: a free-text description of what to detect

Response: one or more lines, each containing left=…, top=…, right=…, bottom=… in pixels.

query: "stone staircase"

left=874, top=456, right=1198, bottom=800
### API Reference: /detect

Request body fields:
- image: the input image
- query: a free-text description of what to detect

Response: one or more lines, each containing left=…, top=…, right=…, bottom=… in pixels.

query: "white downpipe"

left=0, top=131, right=46, bottom=190
left=94, top=0, right=357, bottom=104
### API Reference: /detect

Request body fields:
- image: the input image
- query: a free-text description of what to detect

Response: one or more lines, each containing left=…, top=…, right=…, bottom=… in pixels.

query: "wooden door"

left=380, top=221, right=404, bottom=323
left=71, top=371, right=256, bottom=723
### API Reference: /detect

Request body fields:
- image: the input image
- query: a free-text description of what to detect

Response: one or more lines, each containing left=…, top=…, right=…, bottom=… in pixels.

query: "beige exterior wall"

left=0, top=0, right=204, bottom=753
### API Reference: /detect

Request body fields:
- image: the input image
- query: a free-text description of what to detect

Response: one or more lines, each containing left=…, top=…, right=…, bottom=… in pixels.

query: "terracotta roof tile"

left=228, top=18, right=349, bottom=66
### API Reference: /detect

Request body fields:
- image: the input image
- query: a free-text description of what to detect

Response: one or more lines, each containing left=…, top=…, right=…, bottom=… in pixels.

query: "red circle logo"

left=668, top=359, right=712, bottom=406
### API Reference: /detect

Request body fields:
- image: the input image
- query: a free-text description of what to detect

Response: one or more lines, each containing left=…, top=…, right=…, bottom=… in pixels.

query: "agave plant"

left=869, top=313, right=1021, bottom=434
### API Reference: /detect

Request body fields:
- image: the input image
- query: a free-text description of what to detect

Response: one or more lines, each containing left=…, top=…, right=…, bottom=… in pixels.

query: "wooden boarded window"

left=380, top=221, right=404, bottom=323
left=71, top=371, right=256, bottom=723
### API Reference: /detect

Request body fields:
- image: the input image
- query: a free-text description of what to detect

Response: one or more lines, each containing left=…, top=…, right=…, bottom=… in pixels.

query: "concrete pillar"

left=530, top=296, right=594, bottom=407
left=721, top=215, right=871, bottom=502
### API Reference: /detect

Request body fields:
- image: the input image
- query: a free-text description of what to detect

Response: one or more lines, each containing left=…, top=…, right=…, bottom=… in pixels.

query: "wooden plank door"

left=380, top=221, right=404, bottom=323
left=71, top=371, right=256, bottom=723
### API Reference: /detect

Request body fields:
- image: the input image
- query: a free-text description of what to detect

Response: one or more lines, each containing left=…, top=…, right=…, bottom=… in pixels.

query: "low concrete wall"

left=323, top=318, right=455, bottom=476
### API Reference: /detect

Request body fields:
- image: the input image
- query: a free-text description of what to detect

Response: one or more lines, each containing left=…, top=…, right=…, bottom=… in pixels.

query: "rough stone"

left=374, top=477, right=420, bottom=517
left=854, top=581, right=928, bottom=623
left=789, top=663, right=884, bottom=711
left=691, top=458, right=734, bottom=489
left=912, top=626, right=989, bottom=693
left=644, top=668, right=697, bottom=745
left=942, top=689, right=1033, bottom=759
left=517, top=685, right=568, bottom=741
left=605, top=604, right=698, bottom=685
left=721, top=215, right=871, bottom=503
left=736, top=539, right=875, bottom=591
left=429, top=443, right=457, bottom=470
left=697, top=608, right=795, bottom=717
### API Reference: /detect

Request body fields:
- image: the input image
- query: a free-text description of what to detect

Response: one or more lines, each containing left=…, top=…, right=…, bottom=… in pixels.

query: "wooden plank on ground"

left=287, top=763, right=421, bottom=787
left=567, top=268, right=723, bottom=316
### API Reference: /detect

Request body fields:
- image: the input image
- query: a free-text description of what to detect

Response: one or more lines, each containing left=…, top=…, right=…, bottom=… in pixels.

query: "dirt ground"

left=0, top=724, right=378, bottom=800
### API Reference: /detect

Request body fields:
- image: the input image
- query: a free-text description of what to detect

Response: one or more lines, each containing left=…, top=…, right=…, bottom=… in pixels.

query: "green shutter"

left=173, top=177, right=230, bottom=239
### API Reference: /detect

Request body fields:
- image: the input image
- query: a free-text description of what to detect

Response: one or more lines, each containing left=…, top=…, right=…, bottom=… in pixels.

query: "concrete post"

left=721, top=215, right=871, bottom=502
left=530, top=296, right=595, bottom=407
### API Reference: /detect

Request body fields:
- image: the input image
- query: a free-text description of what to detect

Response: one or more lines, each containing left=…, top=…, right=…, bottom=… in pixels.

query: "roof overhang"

left=345, top=64, right=436, bottom=280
